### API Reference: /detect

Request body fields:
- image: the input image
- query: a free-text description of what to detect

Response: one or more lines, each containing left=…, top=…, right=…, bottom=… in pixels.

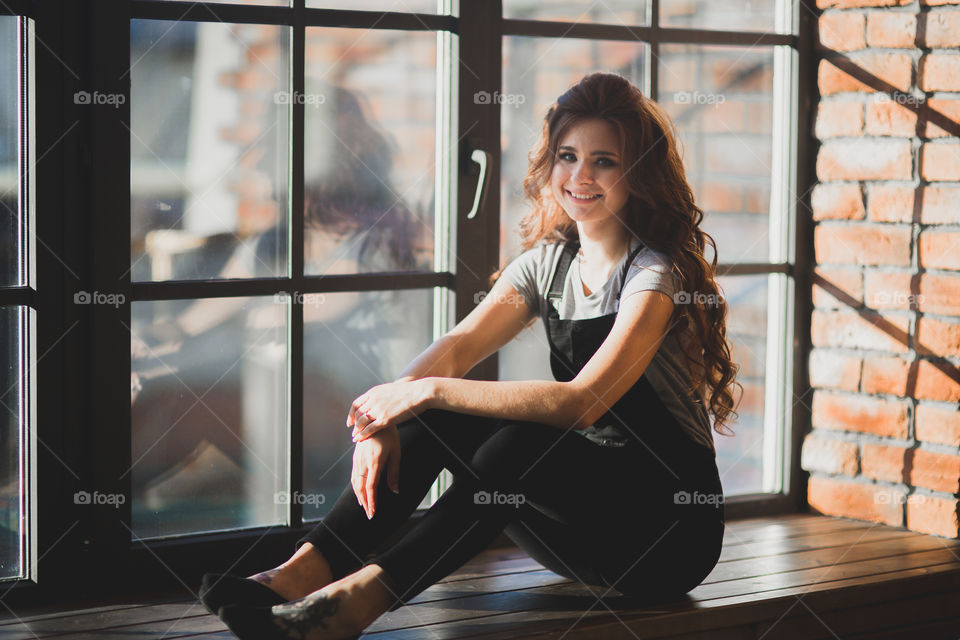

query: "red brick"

left=862, top=443, right=908, bottom=484
left=919, top=273, right=960, bottom=315
left=819, top=12, right=867, bottom=51
left=916, top=317, right=960, bottom=358
left=811, top=310, right=911, bottom=353
left=812, top=267, right=864, bottom=308
left=865, top=97, right=918, bottom=136
left=866, top=12, right=918, bottom=47
left=916, top=359, right=960, bottom=403
left=699, top=181, right=743, bottom=213
left=812, top=391, right=910, bottom=438
left=866, top=184, right=915, bottom=222
left=815, top=224, right=912, bottom=266
left=907, top=494, right=960, bottom=538
left=919, top=230, right=960, bottom=271
left=924, top=9, right=960, bottom=47
left=919, top=186, right=960, bottom=224
left=921, top=53, right=960, bottom=92
left=801, top=433, right=860, bottom=476
left=921, top=143, right=960, bottom=181
left=809, top=348, right=862, bottom=390
left=819, top=0, right=911, bottom=6
left=925, top=98, right=960, bottom=138
left=861, top=355, right=911, bottom=395
left=912, top=449, right=960, bottom=493
left=916, top=403, right=960, bottom=446
left=811, top=183, right=865, bottom=220
left=807, top=476, right=904, bottom=526
left=818, top=53, right=913, bottom=95
left=816, top=101, right=864, bottom=138
left=864, top=271, right=920, bottom=309
left=817, top=139, right=912, bottom=181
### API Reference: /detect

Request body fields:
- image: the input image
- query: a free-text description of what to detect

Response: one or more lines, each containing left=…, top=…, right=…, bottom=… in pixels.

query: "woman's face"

left=550, top=118, right=631, bottom=226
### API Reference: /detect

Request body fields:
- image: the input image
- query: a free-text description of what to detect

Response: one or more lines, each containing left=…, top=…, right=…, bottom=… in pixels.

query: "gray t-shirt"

left=499, top=237, right=716, bottom=454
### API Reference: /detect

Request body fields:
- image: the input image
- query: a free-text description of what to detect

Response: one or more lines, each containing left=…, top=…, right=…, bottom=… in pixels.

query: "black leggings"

left=297, top=408, right=724, bottom=611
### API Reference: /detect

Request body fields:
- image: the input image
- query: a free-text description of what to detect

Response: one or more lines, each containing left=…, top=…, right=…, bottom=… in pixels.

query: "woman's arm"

left=391, top=334, right=468, bottom=383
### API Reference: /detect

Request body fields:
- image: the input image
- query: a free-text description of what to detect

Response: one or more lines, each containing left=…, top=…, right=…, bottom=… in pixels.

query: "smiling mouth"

left=566, top=189, right=603, bottom=202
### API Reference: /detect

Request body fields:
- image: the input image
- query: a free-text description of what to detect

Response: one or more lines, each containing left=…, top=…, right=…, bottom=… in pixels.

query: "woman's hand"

left=347, top=379, right=434, bottom=443
left=352, top=426, right=401, bottom=519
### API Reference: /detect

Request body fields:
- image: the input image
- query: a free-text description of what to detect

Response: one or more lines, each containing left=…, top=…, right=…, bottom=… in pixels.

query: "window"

left=497, top=0, right=800, bottom=499
left=1, top=0, right=812, bottom=591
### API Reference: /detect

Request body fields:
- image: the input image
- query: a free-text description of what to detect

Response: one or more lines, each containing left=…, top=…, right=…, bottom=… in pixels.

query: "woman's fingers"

left=352, top=416, right=383, bottom=442
left=364, top=461, right=380, bottom=518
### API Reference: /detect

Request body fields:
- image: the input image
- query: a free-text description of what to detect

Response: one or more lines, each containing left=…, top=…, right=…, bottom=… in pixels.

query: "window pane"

left=306, top=0, right=441, bottom=11
left=153, top=0, right=288, bottom=5
left=661, top=0, right=788, bottom=34
left=0, top=17, right=19, bottom=287
left=0, top=306, right=25, bottom=579
left=131, top=20, right=289, bottom=282
left=498, top=36, right=648, bottom=382
left=302, top=288, right=434, bottom=520
left=659, top=44, right=774, bottom=265
left=302, top=27, right=435, bottom=276
left=131, top=296, right=288, bottom=538
left=713, top=274, right=767, bottom=495
left=504, top=0, right=649, bottom=26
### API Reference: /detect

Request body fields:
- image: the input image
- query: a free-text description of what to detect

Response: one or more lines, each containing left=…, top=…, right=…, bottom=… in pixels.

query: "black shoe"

left=198, top=573, right=287, bottom=615
left=219, top=603, right=289, bottom=640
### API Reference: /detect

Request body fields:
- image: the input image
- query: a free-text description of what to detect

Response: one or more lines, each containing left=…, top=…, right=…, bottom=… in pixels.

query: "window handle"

left=466, top=148, right=490, bottom=220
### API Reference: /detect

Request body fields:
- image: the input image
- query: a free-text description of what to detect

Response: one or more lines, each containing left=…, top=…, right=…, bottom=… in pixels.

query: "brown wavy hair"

left=490, top=72, right=741, bottom=436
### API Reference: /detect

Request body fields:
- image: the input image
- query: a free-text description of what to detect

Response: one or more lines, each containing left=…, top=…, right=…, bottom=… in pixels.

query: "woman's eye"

left=558, top=152, right=615, bottom=167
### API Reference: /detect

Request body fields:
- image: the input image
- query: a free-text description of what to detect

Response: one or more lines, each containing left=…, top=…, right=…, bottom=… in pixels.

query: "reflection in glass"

left=306, top=0, right=440, bottom=11
left=131, top=296, right=288, bottom=538
left=1, top=17, right=19, bottom=287
left=0, top=306, right=25, bottom=578
left=504, top=0, right=649, bottom=25
left=713, top=274, right=768, bottom=495
left=302, top=289, right=434, bottom=520
left=661, top=0, right=786, bottom=34
left=130, top=20, right=289, bottom=282
left=659, top=44, right=775, bottom=265
left=498, top=36, right=648, bottom=382
left=303, top=27, right=435, bottom=277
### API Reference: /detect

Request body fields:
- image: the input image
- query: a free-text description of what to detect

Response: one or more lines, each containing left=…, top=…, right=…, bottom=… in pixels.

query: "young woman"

left=202, top=71, right=741, bottom=640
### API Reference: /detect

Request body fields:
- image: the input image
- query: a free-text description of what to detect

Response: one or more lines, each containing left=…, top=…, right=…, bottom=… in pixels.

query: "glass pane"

left=504, top=0, right=649, bottom=25
left=302, top=27, right=435, bottom=276
left=0, top=306, right=25, bottom=579
left=498, top=36, right=648, bottom=381
left=661, top=0, right=786, bottom=34
left=302, top=288, right=434, bottom=520
left=659, top=44, right=774, bottom=265
left=154, top=0, right=288, bottom=4
left=306, top=0, right=440, bottom=11
left=713, top=274, right=767, bottom=495
left=131, top=296, right=288, bottom=538
left=130, top=20, right=289, bottom=282
left=0, top=17, right=19, bottom=287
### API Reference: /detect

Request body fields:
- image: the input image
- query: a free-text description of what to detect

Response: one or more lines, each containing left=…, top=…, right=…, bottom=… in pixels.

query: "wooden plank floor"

left=2, top=513, right=960, bottom=639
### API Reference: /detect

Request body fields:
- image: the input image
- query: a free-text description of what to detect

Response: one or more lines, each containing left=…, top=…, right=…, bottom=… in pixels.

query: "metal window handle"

left=467, top=148, right=491, bottom=220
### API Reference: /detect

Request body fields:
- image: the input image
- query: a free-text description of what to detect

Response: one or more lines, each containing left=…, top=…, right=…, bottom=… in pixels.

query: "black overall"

left=298, top=239, right=725, bottom=610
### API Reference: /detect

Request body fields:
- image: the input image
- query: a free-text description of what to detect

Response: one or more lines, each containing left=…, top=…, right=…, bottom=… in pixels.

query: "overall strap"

left=547, top=240, right=579, bottom=302
left=616, top=240, right=647, bottom=301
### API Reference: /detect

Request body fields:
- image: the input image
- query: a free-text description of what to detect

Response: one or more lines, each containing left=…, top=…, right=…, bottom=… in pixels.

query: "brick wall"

left=804, top=0, right=960, bottom=537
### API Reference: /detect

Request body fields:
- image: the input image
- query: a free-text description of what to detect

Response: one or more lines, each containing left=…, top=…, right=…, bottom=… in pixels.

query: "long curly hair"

left=491, top=72, right=741, bottom=436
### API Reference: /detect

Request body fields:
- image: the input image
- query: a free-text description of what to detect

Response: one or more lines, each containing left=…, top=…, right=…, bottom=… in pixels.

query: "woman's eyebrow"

left=558, top=145, right=619, bottom=158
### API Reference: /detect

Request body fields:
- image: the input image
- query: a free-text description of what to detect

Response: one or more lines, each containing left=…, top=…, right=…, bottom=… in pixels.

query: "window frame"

left=0, top=0, right=816, bottom=600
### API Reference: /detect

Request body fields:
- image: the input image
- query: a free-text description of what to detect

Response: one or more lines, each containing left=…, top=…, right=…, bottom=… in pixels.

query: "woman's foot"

left=248, top=542, right=336, bottom=602
left=221, top=564, right=396, bottom=640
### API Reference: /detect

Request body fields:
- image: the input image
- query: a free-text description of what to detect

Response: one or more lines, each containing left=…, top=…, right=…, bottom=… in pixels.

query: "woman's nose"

left=572, top=162, right=594, bottom=183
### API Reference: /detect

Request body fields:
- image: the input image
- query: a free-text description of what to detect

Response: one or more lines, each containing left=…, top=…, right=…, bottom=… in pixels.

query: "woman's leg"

left=254, top=408, right=504, bottom=599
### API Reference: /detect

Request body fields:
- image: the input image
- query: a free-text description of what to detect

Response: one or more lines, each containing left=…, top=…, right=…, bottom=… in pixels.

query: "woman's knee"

left=469, top=421, right=554, bottom=479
